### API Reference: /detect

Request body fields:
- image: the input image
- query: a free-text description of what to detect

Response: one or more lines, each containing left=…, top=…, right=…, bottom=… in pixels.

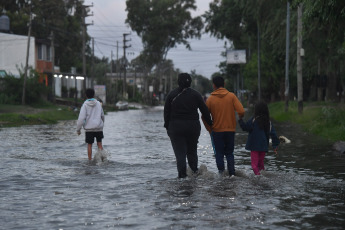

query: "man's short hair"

left=212, top=76, right=224, bottom=88
left=85, top=88, right=95, bottom=99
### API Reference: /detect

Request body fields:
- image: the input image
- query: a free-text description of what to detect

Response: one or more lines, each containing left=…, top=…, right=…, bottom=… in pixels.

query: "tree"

left=125, top=0, right=203, bottom=69
left=190, top=70, right=213, bottom=95
left=293, top=0, right=345, bottom=102
left=204, top=0, right=287, bottom=102
left=1, top=0, right=86, bottom=74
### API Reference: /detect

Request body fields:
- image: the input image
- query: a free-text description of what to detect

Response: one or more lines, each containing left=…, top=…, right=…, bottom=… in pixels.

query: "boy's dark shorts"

left=85, top=131, right=104, bottom=144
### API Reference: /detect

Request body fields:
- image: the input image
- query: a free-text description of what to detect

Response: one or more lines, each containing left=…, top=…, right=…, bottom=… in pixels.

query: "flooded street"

left=1, top=106, right=344, bottom=229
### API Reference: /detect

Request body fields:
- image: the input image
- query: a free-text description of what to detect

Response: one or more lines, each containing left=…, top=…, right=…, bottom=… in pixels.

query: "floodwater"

left=1, top=106, right=344, bottom=229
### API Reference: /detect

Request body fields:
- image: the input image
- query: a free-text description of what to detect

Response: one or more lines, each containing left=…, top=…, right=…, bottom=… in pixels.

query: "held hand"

left=274, top=148, right=278, bottom=155
left=77, top=130, right=81, bottom=135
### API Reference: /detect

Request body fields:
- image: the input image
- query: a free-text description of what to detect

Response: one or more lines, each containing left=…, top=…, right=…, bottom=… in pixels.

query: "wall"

left=0, top=33, right=35, bottom=77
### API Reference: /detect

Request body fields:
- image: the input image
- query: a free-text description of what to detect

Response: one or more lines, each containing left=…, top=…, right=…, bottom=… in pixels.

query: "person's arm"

left=233, top=94, right=245, bottom=118
left=76, top=104, right=86, bottom=135
left=238, top=117, right=253, bottom=132
left=270, top=123, right=280, bottom=153
left=198, top=95, right=212, bottom=128
left=164, top=93, right=172, bottom=130
left=201, top=99, right=212, bottom=133
left=100, top=104, right=105, bottom=123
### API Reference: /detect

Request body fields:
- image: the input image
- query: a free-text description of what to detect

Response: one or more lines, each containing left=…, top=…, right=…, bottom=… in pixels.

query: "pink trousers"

left=250, top=151, right=266, bottom=175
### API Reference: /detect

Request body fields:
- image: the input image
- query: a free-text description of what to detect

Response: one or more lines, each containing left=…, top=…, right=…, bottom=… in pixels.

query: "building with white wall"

left=0, top=32, right=35, bottom=77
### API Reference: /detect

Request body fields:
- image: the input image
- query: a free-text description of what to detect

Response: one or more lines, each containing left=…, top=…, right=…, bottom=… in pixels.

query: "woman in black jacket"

left=164, top=73, right=213, bottom=178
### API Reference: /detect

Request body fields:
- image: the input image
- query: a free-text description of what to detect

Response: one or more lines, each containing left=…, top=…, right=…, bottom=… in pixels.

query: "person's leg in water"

left=258, top=151, right=266, bottom=173
left=186, top=121, right=201, bottom=174
left=170, top=136, right=187, bottom=178
left=85, top=132, right=94, bottom=160
left=224, top=132, right=235, bottom=176
left=168, top=120, right=188, bottom=178
left=186, top=138, right=199, bottom=174
left=97, top=142, right=103, bottom=150
left=95, top=131, right=105, bottom=161
left=250, top=151, right=260, bottom=175
left=87, top=143, right=93, bottom=160
left=96, top=132, right=104, bottom=151
left=212, top=132, right=226, bottom=174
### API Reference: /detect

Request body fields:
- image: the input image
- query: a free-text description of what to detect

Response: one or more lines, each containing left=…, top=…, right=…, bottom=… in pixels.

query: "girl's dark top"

left=239, top=117, right=280, bottom=152
left=164, top=87, right=212, bottom=129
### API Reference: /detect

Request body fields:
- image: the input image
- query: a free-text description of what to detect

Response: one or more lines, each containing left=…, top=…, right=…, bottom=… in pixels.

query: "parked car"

left=115, top=101, right=129, bottom=110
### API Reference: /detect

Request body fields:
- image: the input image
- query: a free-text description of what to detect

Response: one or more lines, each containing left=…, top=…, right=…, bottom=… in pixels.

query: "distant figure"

left=238, top=101, right=280, bottom=175
left=77, top=88, right=105, bottom=160
left=164, top=73, right=213, bottom=178
left=203, top=76, right=245, bottom=177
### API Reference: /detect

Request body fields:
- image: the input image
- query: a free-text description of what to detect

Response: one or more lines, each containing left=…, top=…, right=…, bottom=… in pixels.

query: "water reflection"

left=0, top=107, right=344, bottom=229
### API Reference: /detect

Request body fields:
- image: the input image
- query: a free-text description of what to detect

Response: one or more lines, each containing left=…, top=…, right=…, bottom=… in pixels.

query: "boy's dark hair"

left=85, top=88, right=95, bottom=99
left=212, top=76, right=224, bottom=88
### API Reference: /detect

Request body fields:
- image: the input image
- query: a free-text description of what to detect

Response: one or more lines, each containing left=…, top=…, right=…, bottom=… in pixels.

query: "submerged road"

left=1, top=106, right=344, bottom=229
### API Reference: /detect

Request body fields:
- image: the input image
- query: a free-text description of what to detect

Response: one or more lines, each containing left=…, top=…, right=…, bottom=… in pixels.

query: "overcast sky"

left=84, top=0, right=226, bottom=78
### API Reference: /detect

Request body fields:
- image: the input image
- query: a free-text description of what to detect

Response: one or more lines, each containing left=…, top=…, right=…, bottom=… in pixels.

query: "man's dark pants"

left=211, top=131, right=235, bottom=176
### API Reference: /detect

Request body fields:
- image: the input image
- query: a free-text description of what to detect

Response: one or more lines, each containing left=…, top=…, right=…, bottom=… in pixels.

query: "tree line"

left=126, top=0, right=345, bottom=105
left=203, top=0, right=345, bottom=104
left=2, top=0, right=344, bottom=105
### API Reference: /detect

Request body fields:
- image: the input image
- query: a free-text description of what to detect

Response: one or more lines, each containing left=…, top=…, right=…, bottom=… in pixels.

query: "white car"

left=115, top=101, right=129, bottom=110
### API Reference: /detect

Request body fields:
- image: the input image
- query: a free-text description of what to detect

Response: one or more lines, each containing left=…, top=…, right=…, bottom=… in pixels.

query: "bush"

left=269, top=101, right=345, bottom=141
left=0, top=70, right=48, bottom=105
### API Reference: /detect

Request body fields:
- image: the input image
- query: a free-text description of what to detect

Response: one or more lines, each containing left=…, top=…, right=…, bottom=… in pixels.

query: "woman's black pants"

left=168, top=119, right=201, bottom=178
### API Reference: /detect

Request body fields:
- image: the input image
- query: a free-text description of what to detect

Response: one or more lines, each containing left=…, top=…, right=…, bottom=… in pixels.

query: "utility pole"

left=257, top=21, right=261, bottom=101
left=297, top=4, right=303, bottom=114
left=22, top=2, right=32, bottom=105
left=50, top=31, right=55, bottom=103
left=91, top=37, right=94, bottom=88
left=285, top=1, right=290, bottom=112
left=116, top=41, right=119, bottom=73
left=81, top=3, right=93, bottom=94
left=123, top=33, right=131, bottom=99
left=116, top=41, right=119, bottom=99
left=133, top=67, right=136, bottom=99
left=110, top=50, right=113, bottom=75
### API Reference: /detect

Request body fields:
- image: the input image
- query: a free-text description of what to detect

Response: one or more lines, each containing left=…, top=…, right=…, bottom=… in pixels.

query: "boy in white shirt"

left=77, top=88, right=105, bottom=160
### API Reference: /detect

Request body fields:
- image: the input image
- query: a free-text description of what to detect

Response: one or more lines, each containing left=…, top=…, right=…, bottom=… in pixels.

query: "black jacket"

left=164, top=87, right=212, bottom=129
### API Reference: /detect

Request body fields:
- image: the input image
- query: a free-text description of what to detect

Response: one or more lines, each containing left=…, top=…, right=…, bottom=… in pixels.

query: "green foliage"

left=190, top=70, right=213, bottom=95
left=205, top=0, right=288, bottom=101
left=0, top=105, right=78, bottom=127
left=127, top=85, right=143, bottom=103
left=1, top=0, right=86, bottom=74
left=269, top=101, right=345, bottom=141
left=204, top=0, right=255, bottom=48
left=126, top=0, right=203, bottom=66
left=243, top=52, right=283, bottom=101
left=0, top=71, right=48, bottom=105
left=205, top=0, right=345, bottom=102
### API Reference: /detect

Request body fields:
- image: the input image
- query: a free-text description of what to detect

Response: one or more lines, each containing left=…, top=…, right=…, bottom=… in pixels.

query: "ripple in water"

left=0, top=108, right=344, bottom=229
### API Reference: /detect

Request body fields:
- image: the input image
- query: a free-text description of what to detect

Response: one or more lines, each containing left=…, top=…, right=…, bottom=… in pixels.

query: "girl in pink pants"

left=251, top=151, right=266, bottom=175
left=238, top=101, right=280, bottom=175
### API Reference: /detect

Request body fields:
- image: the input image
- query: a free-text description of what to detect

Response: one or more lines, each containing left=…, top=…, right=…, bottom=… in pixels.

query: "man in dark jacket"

left=164, top=73, right=213, bottom=178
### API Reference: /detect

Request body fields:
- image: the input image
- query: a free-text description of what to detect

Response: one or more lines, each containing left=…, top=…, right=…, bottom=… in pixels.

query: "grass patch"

left=0, top=104, right=78, bottom=127
left=269, top=101, right=345, bottom=142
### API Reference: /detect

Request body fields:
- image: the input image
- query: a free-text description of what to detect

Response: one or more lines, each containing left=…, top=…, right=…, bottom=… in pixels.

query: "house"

left=0, top=31, right=90, bottom=98
left=105, top=72, right=146, bottom=91
left=0, top=32, right=35, bottom=77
